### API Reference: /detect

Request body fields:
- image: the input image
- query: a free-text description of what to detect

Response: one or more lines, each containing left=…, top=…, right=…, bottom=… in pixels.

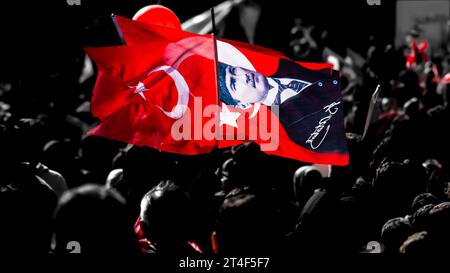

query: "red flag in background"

left=85, top=23, right=218, bottom=155
left=88, top=14, right=349, bottom=165
left=406, top=39, right=428, bottom=69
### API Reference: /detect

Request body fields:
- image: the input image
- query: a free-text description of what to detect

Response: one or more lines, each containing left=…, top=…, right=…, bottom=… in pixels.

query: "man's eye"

left=230, top=67, right=236, bottom=75
left=230, top=78, right=236, bottom=91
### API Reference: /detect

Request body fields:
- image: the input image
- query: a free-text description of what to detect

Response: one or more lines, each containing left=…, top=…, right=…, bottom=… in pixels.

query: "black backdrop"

left=0, top=0, right=396, bottom=116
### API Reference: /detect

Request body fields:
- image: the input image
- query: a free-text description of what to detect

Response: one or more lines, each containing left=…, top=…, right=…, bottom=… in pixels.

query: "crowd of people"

left=1, top=1, right=450, bottom=258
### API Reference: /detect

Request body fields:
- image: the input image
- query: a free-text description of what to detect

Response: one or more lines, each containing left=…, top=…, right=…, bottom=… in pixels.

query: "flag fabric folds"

left=85, top=15, right=349, bottom=165
left=85, top=22, right=218, bottom=155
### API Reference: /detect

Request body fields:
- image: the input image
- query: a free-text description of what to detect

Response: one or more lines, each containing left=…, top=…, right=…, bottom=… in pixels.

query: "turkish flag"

left=84, top=22, right=218, bottom=155
left=91, top=15, right=349, bottom=165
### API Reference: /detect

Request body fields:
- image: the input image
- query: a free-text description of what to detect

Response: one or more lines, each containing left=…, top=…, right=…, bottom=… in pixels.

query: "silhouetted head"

left=42, top=139, right=78, bottom=167
left=293, top=165, right=323, bottom=204
left=139, top=180, right=193, bottom=248
left=410, top=204, right=434, bottom=232
left=15, top=118, right=47, bottom=166
left=394, top=70, right=422, bottom=106
left=106, top=168, right=124, bottom=189
left=373, top=160, right=428, bottom=220
left=411, top=193, right=440, bottom=213
left=428, top=202, right=450, bottom=238
left=228, top=142, right=269, bottom=190
left=403, top=97, right=423, bottom=118
left=53, top=184, right=138, bottom=254
left=381, top=217, right=414, bottom=255
left=1, top=119, right=47, bottom=171
left=214, top=190, right=280, bottom=255
left=41, top=138, right=81, bottom=188
left=219, top=158, right=238, bottom=193
left=0, top=162, right=57, bottom=253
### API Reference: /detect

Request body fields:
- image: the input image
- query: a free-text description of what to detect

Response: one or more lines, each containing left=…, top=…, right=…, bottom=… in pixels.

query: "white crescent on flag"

left=147, top=65, right=190, bottom=119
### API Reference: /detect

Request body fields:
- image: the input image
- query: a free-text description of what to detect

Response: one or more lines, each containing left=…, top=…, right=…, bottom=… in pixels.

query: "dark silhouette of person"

left=138, top=180, right=200, bottom=255
left=213, top=188, right=281, bottom=255
left=0, top=162, right=57, bottom=254
left=52, top=184, right=139, bottom=255
left=0, top=123, right=57, bottom=253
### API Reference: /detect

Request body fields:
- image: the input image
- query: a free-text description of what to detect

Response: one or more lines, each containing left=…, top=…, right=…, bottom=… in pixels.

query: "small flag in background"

left=406, top=39, right=428, bottom=69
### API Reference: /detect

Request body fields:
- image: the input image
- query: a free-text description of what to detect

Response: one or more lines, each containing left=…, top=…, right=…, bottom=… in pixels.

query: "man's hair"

left=140, top=180, right=193, bottom=243
left=218, top=62, right=238, bottom=107
left=381, top=216, right=414, bottom=255
left=53, top=184, right=138, bottom=254
left=293, top=165, right=323, bottom=204
left=411, top=193, right=440, bottom=213
left=215, top=189, right=280, bottom=255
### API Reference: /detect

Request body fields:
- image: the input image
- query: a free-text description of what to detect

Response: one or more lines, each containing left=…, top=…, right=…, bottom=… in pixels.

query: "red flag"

left=85, top=23, right=218, bottom=155
left=89, top=15, right=349, bottom=165
left=406, top=39, right=428, bottom=69
left=213, top=38, right=348, bottom=165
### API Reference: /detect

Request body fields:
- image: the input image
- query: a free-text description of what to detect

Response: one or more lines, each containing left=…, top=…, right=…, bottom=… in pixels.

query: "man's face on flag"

left=219, top=62, right=270, bottom=107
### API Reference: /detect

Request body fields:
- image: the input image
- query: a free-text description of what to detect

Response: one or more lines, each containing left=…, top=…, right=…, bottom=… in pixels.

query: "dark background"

left=0, top=0, right=396, bottom=117
left=2, top=0, right=450, bottom=260
left=0, top=0, right=396, bottom=67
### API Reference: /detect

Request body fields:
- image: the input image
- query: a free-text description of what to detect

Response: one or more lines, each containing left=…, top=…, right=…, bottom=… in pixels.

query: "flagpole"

left=111, top=13, right=126, bottom=45
left=211, top=8, right=221, bottom=142
left=362, top=84, right=381, bottom=140
left=211, top=7, right=217, bottom=35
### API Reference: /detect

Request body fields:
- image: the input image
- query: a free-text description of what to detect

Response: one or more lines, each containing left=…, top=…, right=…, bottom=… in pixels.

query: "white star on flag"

left=219, top=103, right=241, bottom=128
left=132, top=81, right=148, bottom=100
